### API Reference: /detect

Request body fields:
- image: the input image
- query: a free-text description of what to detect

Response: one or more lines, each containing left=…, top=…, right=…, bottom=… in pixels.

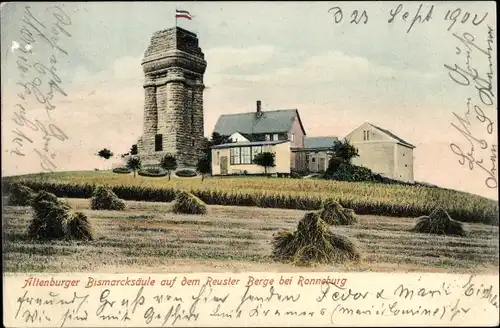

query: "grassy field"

left=3, top=198, right=499, bottom=273
left=4, top=170, right=499, bottom=224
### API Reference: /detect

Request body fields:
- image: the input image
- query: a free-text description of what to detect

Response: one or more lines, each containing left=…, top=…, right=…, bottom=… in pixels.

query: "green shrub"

left=7, top=183, right=34, bottom=206
left=173, top=191, right=207, bottom=215
left=90, top=187, right=125, bottom=210
left=175, top=169, right=197, bottom=178
left=113, top=167, right=131, bottom=174
left=325, top=162, right=376, bottom=182
left=138, top=167, right=168, bottom=177
left=11, top=181, right=177, bottom=202
left=147, top=167, right=162, bottom=174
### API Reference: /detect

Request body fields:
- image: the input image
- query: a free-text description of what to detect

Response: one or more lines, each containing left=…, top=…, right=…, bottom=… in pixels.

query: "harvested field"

left=2, top=198, right=498, bottom=273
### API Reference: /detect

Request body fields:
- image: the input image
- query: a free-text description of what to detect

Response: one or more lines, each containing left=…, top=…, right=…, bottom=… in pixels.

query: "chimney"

left=256, top=100, right=261, bottom=113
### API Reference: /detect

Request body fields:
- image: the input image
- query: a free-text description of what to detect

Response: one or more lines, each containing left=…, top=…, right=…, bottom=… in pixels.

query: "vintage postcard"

left=1, top=1, right=498, bottom=327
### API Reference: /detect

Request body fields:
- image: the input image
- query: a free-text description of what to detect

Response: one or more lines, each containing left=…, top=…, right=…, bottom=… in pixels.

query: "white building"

left=211, top=133, right=291, bottom=175
left=345, top=122, right=415, bottom=183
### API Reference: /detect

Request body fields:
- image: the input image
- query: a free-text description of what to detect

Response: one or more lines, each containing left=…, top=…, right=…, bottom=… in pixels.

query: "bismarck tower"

left=137, top=27, right=207, bottom=168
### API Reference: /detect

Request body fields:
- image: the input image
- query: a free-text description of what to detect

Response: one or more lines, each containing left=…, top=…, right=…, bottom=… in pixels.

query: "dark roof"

left=303, top=136, right=339, bottom=149
left=211, top=140, right=288, bottom=149
left=369, top=123, right=415, bottom=148
left=213, top=109, right=306, bottom=136
left=237, top=133, right=259, bottom=142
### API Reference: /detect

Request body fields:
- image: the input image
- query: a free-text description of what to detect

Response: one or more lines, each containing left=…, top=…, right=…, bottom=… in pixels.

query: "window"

left=273, top=133, right=279, bottom=141
left=230, top=146, right=260, bottom=165
left=265, top=134, right=270, bottom=141
left=290, top=133, right=295, bottom=142
left=312, top=158, right=316, bottom=163
left=216, top=151, right=220, bottom=165
left=241, top=147, right=252, bottom=164
left=230, top=147, right=240, bottom=164
left=363, top=130, right=370, bottom=141
left=192, top=140, right=195, bottom=147
left=155, top=134, right=163, bottom=151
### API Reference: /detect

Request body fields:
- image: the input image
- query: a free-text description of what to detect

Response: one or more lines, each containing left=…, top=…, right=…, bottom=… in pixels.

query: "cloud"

left=71, top=55, right=143, bottom=88
left=211, top=50, right=439, bottom=87
left=205, top=45, right=277, bottom=75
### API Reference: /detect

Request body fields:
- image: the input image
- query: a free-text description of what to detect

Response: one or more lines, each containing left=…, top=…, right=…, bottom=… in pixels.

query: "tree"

left=126, top=156, right=142, bottom=178
left=331, top=139, right=359, bottom=163
left=97, top=148, right=113, bottom=160
left=160, top=154, right=177, bottom=181
left=96, top=148, right=114, bottom=170
left=122, top=144, right=138, bottom=158
left=196, top=155, right=211, bottom=182
left=253, top=152, right=276, bottom=176
left=130, top=144, right=138, bottom=155
left=326, top=139, right=359, bottom=175
left=210, top=132, right=231, bottom=146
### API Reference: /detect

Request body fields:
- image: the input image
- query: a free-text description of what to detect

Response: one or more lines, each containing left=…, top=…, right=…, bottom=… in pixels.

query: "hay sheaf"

left=272, top=212, right=360, bottom=266
left=411, top=208, right=466, bottom=236
left=319, top=199, right=357, bottom=225
left=173, top=191, right=207, bottom=215
left=7, top=183, right=35, bottom=206
left=31, top=191, right=71, bottom=215
left=90, top=187, right=125, bottom=211
left=63, top=212, right=94, bottom=241
left=28, top=199, right=68, bottom=240
left=28, top=190, right=94, bottom=241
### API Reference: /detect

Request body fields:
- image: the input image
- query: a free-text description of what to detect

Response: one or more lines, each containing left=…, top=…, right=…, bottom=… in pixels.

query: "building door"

left=310, top=157, right=318, bottom=172
left=220, top=156, right=228, bottom=175
left=319, top=157, right=326, bottom=172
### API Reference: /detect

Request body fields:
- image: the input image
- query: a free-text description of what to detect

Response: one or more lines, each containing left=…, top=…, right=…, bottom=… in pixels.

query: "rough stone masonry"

left=137, top=27, right=207, bottom=168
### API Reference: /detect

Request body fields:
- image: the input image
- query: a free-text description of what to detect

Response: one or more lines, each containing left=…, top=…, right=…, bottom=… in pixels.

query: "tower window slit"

left=155, top=134, right=163, bottom=151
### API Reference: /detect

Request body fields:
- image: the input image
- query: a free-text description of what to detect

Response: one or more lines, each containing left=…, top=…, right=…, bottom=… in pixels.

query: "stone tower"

left=137, top=27, right=207, bottom=168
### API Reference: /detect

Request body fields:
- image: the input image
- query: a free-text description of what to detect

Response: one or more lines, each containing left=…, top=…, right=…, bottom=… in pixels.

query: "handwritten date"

left=327, top=3, right=490, bottom=33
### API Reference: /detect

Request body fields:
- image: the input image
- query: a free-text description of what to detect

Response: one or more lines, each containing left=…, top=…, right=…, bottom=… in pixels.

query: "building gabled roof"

left=303, top=136, right=339, bottom=149
left=211, top=140, right=288, bottom=149
left=213, top=109, right=306, bottom=137
left=368, top=123, right=416, bottom=148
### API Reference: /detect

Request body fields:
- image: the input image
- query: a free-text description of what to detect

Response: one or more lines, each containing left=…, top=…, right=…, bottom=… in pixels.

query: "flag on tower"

left=175, top=9, right=192, bottom=20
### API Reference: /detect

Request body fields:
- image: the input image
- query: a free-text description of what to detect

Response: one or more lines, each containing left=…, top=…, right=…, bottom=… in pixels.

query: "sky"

left=1, top=1, right=497, bottom=199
